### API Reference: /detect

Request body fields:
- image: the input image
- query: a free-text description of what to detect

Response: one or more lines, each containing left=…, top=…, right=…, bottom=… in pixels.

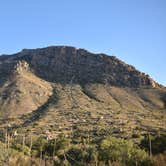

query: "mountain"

left=0, top=46, right=165, bottom=139
left=0, top=46, right=159, bottom=87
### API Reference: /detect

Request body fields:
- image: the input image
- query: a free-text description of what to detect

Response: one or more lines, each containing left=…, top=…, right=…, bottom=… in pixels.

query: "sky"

left=0, top=0, right=166, bottom=85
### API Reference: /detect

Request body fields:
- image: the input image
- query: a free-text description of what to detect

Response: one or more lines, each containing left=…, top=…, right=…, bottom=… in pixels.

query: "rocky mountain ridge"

left=0, top=46, right=158, bottom=88
left=0, top=46, right=165, bottom=139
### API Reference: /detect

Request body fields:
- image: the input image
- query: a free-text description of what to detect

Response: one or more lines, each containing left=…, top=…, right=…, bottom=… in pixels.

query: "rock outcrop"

left=14, top=60, right=29, bottom=74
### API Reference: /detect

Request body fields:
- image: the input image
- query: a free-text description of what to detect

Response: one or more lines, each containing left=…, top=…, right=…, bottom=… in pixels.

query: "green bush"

left=99, top=136, right=152, bottom=166
left=11, top=143, right=30, bottom=155
left=66, top=145, right=98, bottom=165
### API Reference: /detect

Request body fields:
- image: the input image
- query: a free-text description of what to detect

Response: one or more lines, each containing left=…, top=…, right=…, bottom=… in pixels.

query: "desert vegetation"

left=0, top=127, right=165, bottom=166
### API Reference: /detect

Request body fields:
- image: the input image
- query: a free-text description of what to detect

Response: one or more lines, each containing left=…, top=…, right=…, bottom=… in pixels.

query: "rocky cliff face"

left=0, top=46, right=158, bottom=88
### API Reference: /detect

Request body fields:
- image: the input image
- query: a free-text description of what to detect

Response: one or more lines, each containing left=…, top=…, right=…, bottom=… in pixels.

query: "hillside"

left=0, top=46, right=165, bottom=140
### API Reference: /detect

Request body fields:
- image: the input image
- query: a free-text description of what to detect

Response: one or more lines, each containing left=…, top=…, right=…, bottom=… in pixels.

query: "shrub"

left=66, top=145, right=98, bottom=165
left=11, top=143, right=30, bottom=155
left=99, top=136, right=152, bottom=166
left=140, top=134, right=166, bottom=154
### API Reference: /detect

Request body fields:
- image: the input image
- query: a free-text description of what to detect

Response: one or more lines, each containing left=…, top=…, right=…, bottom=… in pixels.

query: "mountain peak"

left=0, top=46, right=160, bottom=88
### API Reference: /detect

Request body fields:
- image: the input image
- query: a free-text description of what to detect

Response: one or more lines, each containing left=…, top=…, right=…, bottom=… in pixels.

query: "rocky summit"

left=0, top=46, right=158, bottom=87
left=0, top=46, right=165, bottom=139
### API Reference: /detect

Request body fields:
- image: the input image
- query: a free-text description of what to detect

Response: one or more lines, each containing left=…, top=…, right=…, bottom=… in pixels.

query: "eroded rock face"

left=0, top=46, right=158, bottom=88
left=148, top=77, right=156, bottom=88
left=14, top=60, right=29, bottom=74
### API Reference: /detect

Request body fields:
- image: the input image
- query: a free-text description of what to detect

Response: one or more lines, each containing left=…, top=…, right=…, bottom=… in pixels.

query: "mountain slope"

left=0, top=46, right=165, bottom=139
left=0, top=60, right=52, bottom=117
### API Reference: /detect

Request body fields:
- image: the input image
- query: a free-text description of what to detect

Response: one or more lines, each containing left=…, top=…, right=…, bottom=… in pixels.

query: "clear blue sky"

left=0, top=0, right=166, bottom=85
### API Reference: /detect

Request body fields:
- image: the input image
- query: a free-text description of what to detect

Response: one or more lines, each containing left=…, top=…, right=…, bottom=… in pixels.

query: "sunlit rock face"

left=14, top=60, right=30, bottom=74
